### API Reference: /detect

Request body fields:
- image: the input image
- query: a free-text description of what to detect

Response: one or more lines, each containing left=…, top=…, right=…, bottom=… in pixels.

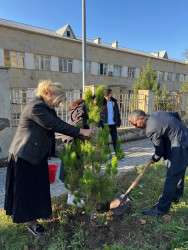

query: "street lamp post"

left=82, top=0, right=86, bottom=94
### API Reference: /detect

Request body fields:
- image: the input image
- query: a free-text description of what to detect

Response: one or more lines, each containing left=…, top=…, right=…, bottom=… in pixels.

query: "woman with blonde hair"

left=4, top=80, right=92, bottom=236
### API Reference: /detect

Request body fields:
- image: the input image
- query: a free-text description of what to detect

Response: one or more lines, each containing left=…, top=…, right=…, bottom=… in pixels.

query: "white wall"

left=24, top=53, right=34, bottom=69
left=135, top=68, right=140, bottom=78
left=72, top=59, right=79, bottom=74
left=50, top=56, right=59, bottom=71
left=122, top=66, right=128, bottom=77
left=91, top=62, right=98, bottom=75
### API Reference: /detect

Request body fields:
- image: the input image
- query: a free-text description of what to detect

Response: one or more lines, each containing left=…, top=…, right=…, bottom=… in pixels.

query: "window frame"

left=79, top=61, right=91, bottom=75
left=159, top=71, right=165, bottom=81
left=167, top=72, right=172, bottom=81
left=113, top=65, right=122, bottom=77
left=4, top=50, right=24, bottom=68
left=59, top=58, right=73, bottom=72
left=128, top=67, right=135, bottom=78
left=97, top=63, right=108, bottom=76
left=176, top=73, right=180, bottom=82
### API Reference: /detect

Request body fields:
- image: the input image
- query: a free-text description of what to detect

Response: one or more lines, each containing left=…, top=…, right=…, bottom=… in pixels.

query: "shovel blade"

left=110, top=192, right=132, bottom=215
left=111, top=198, right=132, bottom=215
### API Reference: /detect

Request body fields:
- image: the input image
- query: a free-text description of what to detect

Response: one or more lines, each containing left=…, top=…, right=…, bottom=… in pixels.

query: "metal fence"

left=10, top=88, right=183, bottom=136
left=10, top=88, right=148, bottom=135
left=154, top=92, right=183, bottom=113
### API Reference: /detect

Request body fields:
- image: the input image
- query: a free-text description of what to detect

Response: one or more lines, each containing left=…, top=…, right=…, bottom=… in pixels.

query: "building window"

left=182, top=74, right=186, bottom=82
left=128, top=67, right=135, bottom=78
left=34, top=55, right=50, bottom=70
left=167, top=72, right=172, bottom=81
left=113, top=65, right=122, bottom=77
left=4, top=50, right=24, bottom=68
left=159, top=71, right=165, bottom=81
left=79, top=61, right=91, bottom=74
left=59, top=58, right=72, bottom=72
left=97, top=63, right=107, bottom=75
left=176, top=73, right=180, bottom=82
left=11, top=88, right=35, bottom=104
left=67, top=31, right=70, bottom=37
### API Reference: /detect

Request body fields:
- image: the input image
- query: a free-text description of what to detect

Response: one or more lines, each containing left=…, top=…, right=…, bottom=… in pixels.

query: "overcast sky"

left=0, top=0, right=188, bottom=60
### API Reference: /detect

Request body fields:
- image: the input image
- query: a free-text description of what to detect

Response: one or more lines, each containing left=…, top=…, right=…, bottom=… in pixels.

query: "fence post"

left=138, top=90, right=155, bottom=114
left=182, top=92, right=188, bottom=116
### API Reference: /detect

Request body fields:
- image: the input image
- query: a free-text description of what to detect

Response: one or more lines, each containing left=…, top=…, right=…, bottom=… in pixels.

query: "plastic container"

left=48, top=164, right=58, bottom=184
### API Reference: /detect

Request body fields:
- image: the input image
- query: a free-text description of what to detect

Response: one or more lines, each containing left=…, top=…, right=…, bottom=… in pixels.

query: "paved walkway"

left=0, top=138, right=154, bottom=209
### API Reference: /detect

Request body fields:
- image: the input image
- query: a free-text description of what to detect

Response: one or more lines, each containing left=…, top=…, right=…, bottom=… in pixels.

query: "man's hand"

left=149, top=158, right=155, bottom=164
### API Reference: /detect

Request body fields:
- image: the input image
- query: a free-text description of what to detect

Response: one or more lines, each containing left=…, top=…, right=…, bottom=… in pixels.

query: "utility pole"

left=82, top=0, right=86, bottom=94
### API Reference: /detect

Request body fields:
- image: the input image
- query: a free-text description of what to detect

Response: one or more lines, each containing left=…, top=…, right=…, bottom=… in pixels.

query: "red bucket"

left=48, top=164, right=58, bottom=184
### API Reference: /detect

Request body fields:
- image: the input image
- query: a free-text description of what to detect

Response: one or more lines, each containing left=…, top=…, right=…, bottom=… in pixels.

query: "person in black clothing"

left=4, top=80, right=92, bottom=236
left=129, top=109, right=188, bottom=215
left=98, top=88, right=121, bottom=151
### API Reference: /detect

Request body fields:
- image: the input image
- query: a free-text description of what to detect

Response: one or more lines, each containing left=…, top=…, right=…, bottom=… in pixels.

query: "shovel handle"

left=125, top=161, right=152, bottom=196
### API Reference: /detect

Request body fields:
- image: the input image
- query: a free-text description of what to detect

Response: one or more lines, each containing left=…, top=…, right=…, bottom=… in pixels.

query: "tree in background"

left=133, top=59, right=160, bottom=93
left=180, top=80, right=188, bottom=93
left=155, top=85, right=174, bottom=111
left=180, top=80, right=188, bottom=112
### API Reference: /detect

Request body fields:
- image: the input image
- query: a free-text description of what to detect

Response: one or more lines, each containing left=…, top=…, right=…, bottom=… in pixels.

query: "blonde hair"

left=35, top=79, right=66, bottom=102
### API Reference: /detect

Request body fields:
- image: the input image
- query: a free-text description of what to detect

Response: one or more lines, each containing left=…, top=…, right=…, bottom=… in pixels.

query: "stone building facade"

left=0, top=18, right=188, bottom=159
left=0, top=17, right=188, bottom=96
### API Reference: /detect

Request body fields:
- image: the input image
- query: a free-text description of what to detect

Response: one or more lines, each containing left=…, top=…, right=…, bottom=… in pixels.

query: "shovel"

left=110, top=161, right=152, bottom=215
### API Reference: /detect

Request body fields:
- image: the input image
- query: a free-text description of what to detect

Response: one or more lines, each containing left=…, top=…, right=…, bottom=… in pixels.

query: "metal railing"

left=10, top=88, right=186, bottom=137
left=154, top=92, right=183, bottom=113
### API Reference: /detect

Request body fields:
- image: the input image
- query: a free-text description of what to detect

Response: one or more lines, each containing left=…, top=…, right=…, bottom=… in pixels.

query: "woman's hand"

left=79, top=128, right=94, bottom=137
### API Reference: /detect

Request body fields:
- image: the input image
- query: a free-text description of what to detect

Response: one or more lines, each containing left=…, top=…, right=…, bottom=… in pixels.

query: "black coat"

left=99, top=97, right=121, bottom=127
left=62, top=102, right=89, bottom=144
left=146, top=110, right=188, bottom=174
left=9, top=96, right=80, bottom=165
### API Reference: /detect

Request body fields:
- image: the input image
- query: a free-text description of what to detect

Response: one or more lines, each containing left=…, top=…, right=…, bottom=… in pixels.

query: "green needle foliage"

left=59, top=85, right=122, bottom=221
left=133, top=59, right=160, bottom=93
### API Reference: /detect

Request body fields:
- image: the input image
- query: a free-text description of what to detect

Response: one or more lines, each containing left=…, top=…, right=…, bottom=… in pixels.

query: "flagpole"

left=82, top=0, right=86, bottom=94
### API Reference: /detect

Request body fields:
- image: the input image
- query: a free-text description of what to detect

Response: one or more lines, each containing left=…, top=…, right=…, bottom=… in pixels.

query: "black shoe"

left=172, top=197, right=180, bottom=204
left=142, top=205, right=166, bottom=215
left=28, top=224, right=46, bottom=236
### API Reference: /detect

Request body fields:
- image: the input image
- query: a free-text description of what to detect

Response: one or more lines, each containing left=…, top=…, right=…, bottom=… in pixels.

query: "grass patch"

left=0, top=162, right=188, bottom=249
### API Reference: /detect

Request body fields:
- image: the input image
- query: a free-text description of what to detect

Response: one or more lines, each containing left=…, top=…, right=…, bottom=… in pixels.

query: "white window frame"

left=59, top=58, right=72, bottom=72
left=97, top=63, right=107, bottom=76
left=113, top=65, right=122, bottom=77
left=34, top=55, right=51, bottom=70
left=159, top=71, right=165, bottom=81
left=182, top=74, right=186, bottom=82
left=39, top=55, right=50, bottom=70
left=176, top=73, right=180, bottom=82
left=167, top=72, right=172, bottom=81
left=12, top=88, right=35, bottom=104
left=79, top=61, right=91, bottom=74
left=128, top=67, right=135, bottom=78
left=4, top=50, right=24, bottom=68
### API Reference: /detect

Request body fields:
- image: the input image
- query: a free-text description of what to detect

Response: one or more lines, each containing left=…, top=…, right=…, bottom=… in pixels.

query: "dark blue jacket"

left=9, top=96, right=80, bottom=165
left=146, top=110, right=188, bottom=174
left=98, top=97, right=121, bottom=128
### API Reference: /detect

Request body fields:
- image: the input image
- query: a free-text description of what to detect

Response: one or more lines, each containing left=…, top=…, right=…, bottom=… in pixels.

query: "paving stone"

left=0, top=138, right=154, bottom=209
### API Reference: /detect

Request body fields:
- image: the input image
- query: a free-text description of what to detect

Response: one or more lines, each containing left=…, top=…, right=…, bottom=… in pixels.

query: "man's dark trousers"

left=157, top=168, right=186, bottom=213
left=109, top=124, right=118, bottom=151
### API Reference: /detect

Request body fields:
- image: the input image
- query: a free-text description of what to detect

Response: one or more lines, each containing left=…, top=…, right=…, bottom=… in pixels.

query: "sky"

left=0, top=0, right=188, bottom=61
